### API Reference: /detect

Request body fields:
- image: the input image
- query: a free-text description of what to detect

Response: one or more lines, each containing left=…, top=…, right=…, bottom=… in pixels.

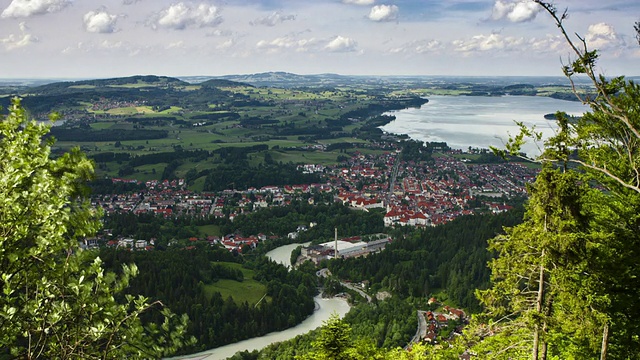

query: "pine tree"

left=476, top=167, right=608, bottom=359
left=482, top=2, right=640, bottom=358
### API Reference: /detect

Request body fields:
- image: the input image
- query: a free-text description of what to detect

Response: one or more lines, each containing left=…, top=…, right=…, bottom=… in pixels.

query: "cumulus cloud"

left=84, top=10, right=118, bottom=33
left=528, top=34, right=566, bottom=53
left=342, top=0, right=375, bottom=5
left=250, top=12, right=295, bottom=27
left=257, top=35, right=316, bottom=53
left=585, top=23, right=624, bottom=50
left=368, top=5, right=398, bottom=22
left=150, top=3, right=223, bottom=30
left=491, top=0, right=539, bottom=23
left=1, top=22, right=38, bottom=49
left=389, top=39, right=443, bottom=54
left=325, top=36, right=357, bottom=52
left=122, top=0, right=141, bottom=4
left=453, top=33, right=525, bottom=53
left=1, top=0, right=70, bottom=18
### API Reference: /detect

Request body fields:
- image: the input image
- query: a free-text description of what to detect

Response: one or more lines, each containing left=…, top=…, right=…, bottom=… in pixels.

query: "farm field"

left=3, top=74, right=579, bottom=184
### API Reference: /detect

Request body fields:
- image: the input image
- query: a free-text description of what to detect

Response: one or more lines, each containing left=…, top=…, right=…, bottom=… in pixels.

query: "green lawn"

left=189, top=176, right=207, bottom=192
left=197, top=224, right=221, bottom=237
left=203, top=262, right=269, bottom=305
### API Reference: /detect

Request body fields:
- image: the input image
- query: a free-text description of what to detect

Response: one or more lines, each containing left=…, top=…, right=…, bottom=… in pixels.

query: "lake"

left=381, top=95, right=588, bottom=157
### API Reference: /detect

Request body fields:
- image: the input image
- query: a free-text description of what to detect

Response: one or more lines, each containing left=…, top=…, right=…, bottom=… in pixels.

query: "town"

left=89, top=143, right=536, bottom=253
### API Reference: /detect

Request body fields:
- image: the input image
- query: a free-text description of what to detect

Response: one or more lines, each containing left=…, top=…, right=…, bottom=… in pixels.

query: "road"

left=405, top=310, right=427, bottom=349
left=388, top=150, right=401, bottom=202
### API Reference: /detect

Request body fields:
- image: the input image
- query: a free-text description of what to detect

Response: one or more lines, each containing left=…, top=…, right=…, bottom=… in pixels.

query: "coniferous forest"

left=100, top=247, right=318, bottom=354
left=329, top=209, right=524, bottom=312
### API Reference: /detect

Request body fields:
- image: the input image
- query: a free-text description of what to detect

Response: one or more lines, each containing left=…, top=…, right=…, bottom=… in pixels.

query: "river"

left=381, top=95, right=588, bottom=157
left=173, top=242, right=348, bottom=360
left=265, top=242, right=311, bottom=269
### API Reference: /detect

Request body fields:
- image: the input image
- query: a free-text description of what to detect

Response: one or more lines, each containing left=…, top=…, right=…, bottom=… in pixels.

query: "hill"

left=1, top=75, right=253, bottom=115
left=27, top=75, right=190, bottom=95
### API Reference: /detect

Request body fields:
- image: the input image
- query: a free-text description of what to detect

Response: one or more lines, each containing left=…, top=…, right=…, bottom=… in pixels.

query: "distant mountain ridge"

left=180, top=72, right=609, bottom=88
left=187, top=72, right=358, bottom=88
left=4, top=72, right=629, bottom=91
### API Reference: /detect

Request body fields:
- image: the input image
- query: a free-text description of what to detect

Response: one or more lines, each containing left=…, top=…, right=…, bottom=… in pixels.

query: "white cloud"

left=207, top=29, right=234, bottom=37
left=1, top=0, right=70, bottom=18
left=166, top=41, right=184, bottom=49
left=453, top=33, right=525, bottom=53
left=389, top=39, right=443, bottom=54
left=84, top=10, right=118, bottom=34
left=342, top=0, right=375, bottom=5
left=1, top=22, right=38, bottom=49
left=99, top=40, right=125, bottom=49
left=491, top=0, right=539, bottom=23
left=368, top=5, right=398, bottom=22
left=122, top=0, right=141, bottom=4
left=325, top=36, right=357, bottom=52
left=528, top=34, right=566, bottom=53
left=61, top=40, right=153, bottom=58
left=217, top=39, right=234, bottom=50
left=257, top=35, right=317, bottom=53
left=62, top=40, right=122, bottom=54
left=585, top=23, right=624, bottom=50
left=250, top=12, right=295, bottom=27
left=151, top=3, right=223, bottom=30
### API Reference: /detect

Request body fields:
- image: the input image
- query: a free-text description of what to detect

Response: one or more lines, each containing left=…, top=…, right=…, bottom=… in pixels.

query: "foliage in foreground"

left=481, top=1, right=640, bottom=359
left=298, top=315, right=463, bottom=360
left=0, top=99, right=191, bottom=359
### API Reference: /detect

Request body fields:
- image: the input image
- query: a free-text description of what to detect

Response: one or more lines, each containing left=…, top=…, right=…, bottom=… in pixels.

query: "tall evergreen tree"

left=476, top=167, right=608, bottom=359
left=482, top=2, right=640, bottom=358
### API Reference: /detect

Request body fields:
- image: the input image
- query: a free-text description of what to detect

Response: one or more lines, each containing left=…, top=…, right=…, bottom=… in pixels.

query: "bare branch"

left=569, top=158, right=640, bottom=194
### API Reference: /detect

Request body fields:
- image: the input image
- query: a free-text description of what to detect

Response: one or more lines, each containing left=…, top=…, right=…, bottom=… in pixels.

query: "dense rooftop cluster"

left=91, top=146, right=537, bottom=249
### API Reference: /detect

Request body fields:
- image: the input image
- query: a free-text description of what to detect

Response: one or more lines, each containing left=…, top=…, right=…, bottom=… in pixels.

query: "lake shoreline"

left=380, top=95, right=587, bottom=157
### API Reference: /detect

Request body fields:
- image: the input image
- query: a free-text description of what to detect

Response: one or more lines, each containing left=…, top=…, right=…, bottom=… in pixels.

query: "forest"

left=99, top=247, right=318, bottom=354
left=328, top=209, right=524, bottom=312
left=202, top=162, right=322, bottom=191
left=224, top=201, right=385, bottom=241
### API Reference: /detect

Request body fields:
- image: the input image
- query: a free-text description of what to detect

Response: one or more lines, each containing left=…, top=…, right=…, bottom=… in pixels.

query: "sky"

left=0, top=0, right=638, bottom=79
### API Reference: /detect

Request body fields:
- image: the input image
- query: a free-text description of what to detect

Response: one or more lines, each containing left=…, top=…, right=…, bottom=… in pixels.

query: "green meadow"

left=203, top=262, right=269, bottom=305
